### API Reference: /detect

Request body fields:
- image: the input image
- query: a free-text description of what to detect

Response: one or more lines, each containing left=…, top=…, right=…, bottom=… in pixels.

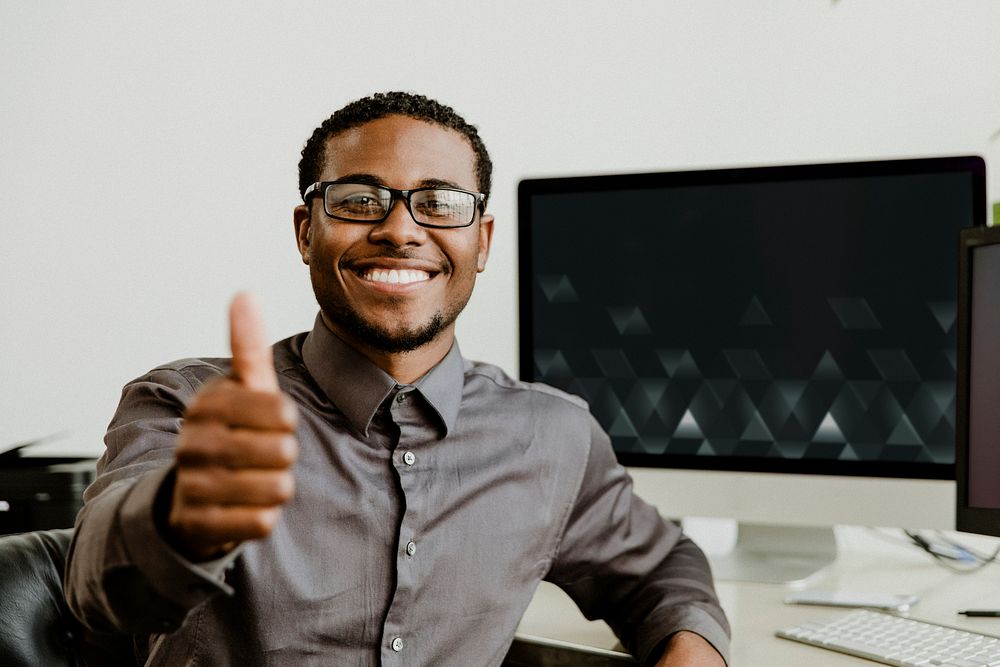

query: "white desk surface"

left=517, top=526, right=1000, bottom=665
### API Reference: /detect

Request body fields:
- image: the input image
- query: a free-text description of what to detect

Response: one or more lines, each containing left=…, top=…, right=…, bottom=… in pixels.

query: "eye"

left=325, top=184, right=389, bottom=219
left=340, top=194, right=382, bottom=212
left=414, top=190, right=466, bottom=218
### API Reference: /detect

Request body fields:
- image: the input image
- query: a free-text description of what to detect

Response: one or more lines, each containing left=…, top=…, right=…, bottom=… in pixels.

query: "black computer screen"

left=519, top=157, right=985, bottom=479
left=957, top=224, right=1000, bottom=536
left=967, top=242, right=1000, bottom=506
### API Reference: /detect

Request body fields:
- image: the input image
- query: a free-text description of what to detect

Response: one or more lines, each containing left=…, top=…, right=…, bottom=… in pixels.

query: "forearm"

left=67, top=467, right=174, bottom=633
left=66, top=465, right=235, bottom=635
left=652, top=631, right=727, bottom=667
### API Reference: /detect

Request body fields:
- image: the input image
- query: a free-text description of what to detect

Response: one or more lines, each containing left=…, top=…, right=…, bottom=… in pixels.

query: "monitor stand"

left=689, top=520, right=837, bottom=585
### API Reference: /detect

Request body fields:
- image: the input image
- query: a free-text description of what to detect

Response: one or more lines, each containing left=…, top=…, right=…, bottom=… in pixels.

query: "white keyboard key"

left=777, top=610, right=1000, bottom=667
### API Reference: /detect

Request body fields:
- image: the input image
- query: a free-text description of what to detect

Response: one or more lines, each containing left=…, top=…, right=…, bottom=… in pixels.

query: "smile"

left=359, top=268, right=432, bottom=285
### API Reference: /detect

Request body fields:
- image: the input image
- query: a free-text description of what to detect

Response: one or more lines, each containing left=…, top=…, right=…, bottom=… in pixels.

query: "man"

left=65, top=92, right=730, bottom=666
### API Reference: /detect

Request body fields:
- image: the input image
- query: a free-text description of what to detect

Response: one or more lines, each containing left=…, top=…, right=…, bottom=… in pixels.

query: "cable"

left=933, top=530, right=1000, bottom=563
left=864, top=527, right=1000, bottom=573
left=902, top=529, right=1000, bottom=573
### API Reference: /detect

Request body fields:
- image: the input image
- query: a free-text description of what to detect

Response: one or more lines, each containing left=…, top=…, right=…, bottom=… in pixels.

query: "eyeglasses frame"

left=303, top=180, right=487, bottom=229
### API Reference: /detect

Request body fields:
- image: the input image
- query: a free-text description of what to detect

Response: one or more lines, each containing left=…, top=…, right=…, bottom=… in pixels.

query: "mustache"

left=341, top=250, right=449, bottom=274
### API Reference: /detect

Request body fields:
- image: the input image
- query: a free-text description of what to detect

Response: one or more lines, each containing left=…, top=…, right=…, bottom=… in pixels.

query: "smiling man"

left=65, top=92, right=730, bottom=666
left=295, top=113, right=493, bottom=383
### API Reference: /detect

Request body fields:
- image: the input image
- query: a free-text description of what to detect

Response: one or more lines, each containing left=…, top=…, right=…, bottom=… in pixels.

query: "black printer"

left=0, top=445, right=96, bottom=535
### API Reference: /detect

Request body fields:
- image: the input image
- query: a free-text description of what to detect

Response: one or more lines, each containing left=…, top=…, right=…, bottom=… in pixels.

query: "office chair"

left=0, top=528, right=135, bottom=666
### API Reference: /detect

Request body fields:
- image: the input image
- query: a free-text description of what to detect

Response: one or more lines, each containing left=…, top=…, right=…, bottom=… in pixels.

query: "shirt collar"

left=413, top=339, right=464, bottom=437
left=300, top=313, right=464, bottom=438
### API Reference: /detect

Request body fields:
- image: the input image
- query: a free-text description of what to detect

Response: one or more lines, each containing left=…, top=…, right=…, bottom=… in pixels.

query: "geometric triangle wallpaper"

left=527, top=174, right=967, bottom=469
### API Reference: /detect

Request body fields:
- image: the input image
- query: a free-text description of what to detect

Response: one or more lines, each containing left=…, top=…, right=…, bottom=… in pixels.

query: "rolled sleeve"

left=545, top=416, right=731, bottom=665
left=119, top=466, right=238, bottom=603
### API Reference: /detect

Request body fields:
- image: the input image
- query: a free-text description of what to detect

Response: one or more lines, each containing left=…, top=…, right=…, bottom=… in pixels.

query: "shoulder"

left=461, top=360, right=604, bottom=482
left=138, top=357, right=230, bottom=391
left=130, top=333, right=308, bottom=395
left=462, top=358, right=594, bottom=433
left=464, top=359, right=587, bottom=408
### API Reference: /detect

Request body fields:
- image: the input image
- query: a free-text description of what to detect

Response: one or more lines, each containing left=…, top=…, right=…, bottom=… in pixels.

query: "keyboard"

left=776, top=609, right=1000, bottom=666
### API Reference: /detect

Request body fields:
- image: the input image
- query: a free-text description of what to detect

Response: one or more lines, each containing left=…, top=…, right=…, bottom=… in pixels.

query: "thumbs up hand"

left=167, top=293, right=299, bottom=561
left=229, top=291, right=280, bottom=393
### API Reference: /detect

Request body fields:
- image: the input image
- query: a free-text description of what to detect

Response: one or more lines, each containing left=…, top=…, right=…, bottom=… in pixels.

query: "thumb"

left=229, top=292, right=278, bottom=392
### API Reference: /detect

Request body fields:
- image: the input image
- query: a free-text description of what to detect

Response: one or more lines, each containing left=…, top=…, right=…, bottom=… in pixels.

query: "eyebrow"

left=335, top=174, right=468, bottom=191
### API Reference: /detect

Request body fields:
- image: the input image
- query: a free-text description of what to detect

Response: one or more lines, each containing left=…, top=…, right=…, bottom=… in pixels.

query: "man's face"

left=294, top=115, right=493, bottom=356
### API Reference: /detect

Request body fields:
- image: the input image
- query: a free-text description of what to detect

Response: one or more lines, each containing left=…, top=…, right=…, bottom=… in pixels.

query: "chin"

left=321, top=302, right=449, bottom=354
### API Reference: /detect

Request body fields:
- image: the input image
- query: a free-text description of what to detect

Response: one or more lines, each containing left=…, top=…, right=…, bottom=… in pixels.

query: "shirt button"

left=391, top=636, right=403, bottom=652
left=396, top=392, right=408, bottom=403
left=405, top=541, right=416, bottom=557
left=403, top=451, right=416, bottom=466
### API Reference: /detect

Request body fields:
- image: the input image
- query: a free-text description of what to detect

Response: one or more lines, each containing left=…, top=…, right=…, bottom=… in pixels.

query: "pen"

left=959, top=610, right=1000, bottom=617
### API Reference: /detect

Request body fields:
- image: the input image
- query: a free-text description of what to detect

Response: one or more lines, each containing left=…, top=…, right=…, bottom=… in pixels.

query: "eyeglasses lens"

left=410, top=189, right=476, bottom=227
left=325, top=184, right=391, bottom=221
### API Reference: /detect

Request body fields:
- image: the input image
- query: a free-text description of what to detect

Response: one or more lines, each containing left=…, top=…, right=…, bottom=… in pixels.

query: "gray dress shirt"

left=65, top=314, right=730, bottom=666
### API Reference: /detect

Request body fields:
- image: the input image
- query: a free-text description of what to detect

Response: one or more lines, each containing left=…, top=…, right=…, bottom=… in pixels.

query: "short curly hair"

left=298, top=91, right=493, bottom=206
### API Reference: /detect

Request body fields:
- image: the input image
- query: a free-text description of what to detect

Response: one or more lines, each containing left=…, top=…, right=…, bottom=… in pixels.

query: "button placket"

left=384, top=384, right=427, bottom=664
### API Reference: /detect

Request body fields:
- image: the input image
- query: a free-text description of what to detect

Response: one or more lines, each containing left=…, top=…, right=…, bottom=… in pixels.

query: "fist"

left=167, top=292, right=299, bottom=561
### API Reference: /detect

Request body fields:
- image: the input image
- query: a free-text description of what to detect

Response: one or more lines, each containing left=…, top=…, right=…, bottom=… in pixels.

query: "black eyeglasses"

left=303, top=181, right=486, bottom=229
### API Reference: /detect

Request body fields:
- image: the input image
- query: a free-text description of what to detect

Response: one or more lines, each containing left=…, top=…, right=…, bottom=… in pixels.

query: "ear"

left=293, top=204, right=312, bottom=265
left=476, top=213, right=494, bottom=273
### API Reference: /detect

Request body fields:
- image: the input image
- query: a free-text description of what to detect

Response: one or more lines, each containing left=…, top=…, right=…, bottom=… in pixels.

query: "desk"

left=516, top=526, right=1000, bottom=665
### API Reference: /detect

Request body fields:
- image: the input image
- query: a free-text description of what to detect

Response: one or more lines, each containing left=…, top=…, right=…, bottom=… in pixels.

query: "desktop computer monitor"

left=956, top=224, right=1000, bottom=538
left=518, top=156, right=986, bottom=582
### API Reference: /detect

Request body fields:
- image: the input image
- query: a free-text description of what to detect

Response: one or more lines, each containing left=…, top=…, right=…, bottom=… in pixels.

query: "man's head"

left=293, top=93, right=494, bottom=376
left=298, top=92, right=492, bottom=206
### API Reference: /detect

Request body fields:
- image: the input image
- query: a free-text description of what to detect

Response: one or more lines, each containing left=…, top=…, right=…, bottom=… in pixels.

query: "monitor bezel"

left=955, top=224, right=1000, bottom=534
left=518, top=155, right=986, bottom=481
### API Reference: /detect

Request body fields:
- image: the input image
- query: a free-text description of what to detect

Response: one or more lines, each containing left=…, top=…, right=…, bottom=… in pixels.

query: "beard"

left=322, top=296, right=449, bottom=354
left=310, top=268, right=471, bottom=355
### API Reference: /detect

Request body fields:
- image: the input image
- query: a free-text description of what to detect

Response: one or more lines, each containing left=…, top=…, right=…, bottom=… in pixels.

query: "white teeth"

left=362, top=269, right=430, bottom=285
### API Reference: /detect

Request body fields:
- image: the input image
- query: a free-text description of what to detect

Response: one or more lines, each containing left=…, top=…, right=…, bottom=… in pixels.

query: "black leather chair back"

left=0, top=529, right=134, bottom=666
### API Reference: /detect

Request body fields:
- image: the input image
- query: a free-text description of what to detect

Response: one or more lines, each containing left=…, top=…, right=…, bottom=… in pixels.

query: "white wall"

left=3, top=1, right=1000, bottom=458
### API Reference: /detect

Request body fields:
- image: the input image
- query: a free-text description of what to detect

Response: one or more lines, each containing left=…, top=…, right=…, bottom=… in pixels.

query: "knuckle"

left=176, top=422, right=229, bottom=464
left=250, top=509, right=279, bottom=536
left=174, top=471, right=198, bottom=497
left=175, top=471, right=211, bottom=502
left=273, top=473, right=295, bottom=503
left=279, top=395, right=299, bottom=429
left=185, top=378, right=234, bottom=417
left=276, top=435, right=299, bottom=467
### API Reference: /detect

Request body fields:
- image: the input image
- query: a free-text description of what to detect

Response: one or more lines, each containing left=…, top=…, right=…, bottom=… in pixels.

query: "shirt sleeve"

left=544, top=415, right=731, bottom=666
left=64, top=366, right=240, bottom=636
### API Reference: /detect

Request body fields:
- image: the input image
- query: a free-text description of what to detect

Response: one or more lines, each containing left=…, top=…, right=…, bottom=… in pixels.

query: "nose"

left=368, top=197, right=427, bottom=247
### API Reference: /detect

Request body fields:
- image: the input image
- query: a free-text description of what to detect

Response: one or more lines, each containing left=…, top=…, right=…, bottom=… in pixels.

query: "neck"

left=320, top=313, right=454, bottom=384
